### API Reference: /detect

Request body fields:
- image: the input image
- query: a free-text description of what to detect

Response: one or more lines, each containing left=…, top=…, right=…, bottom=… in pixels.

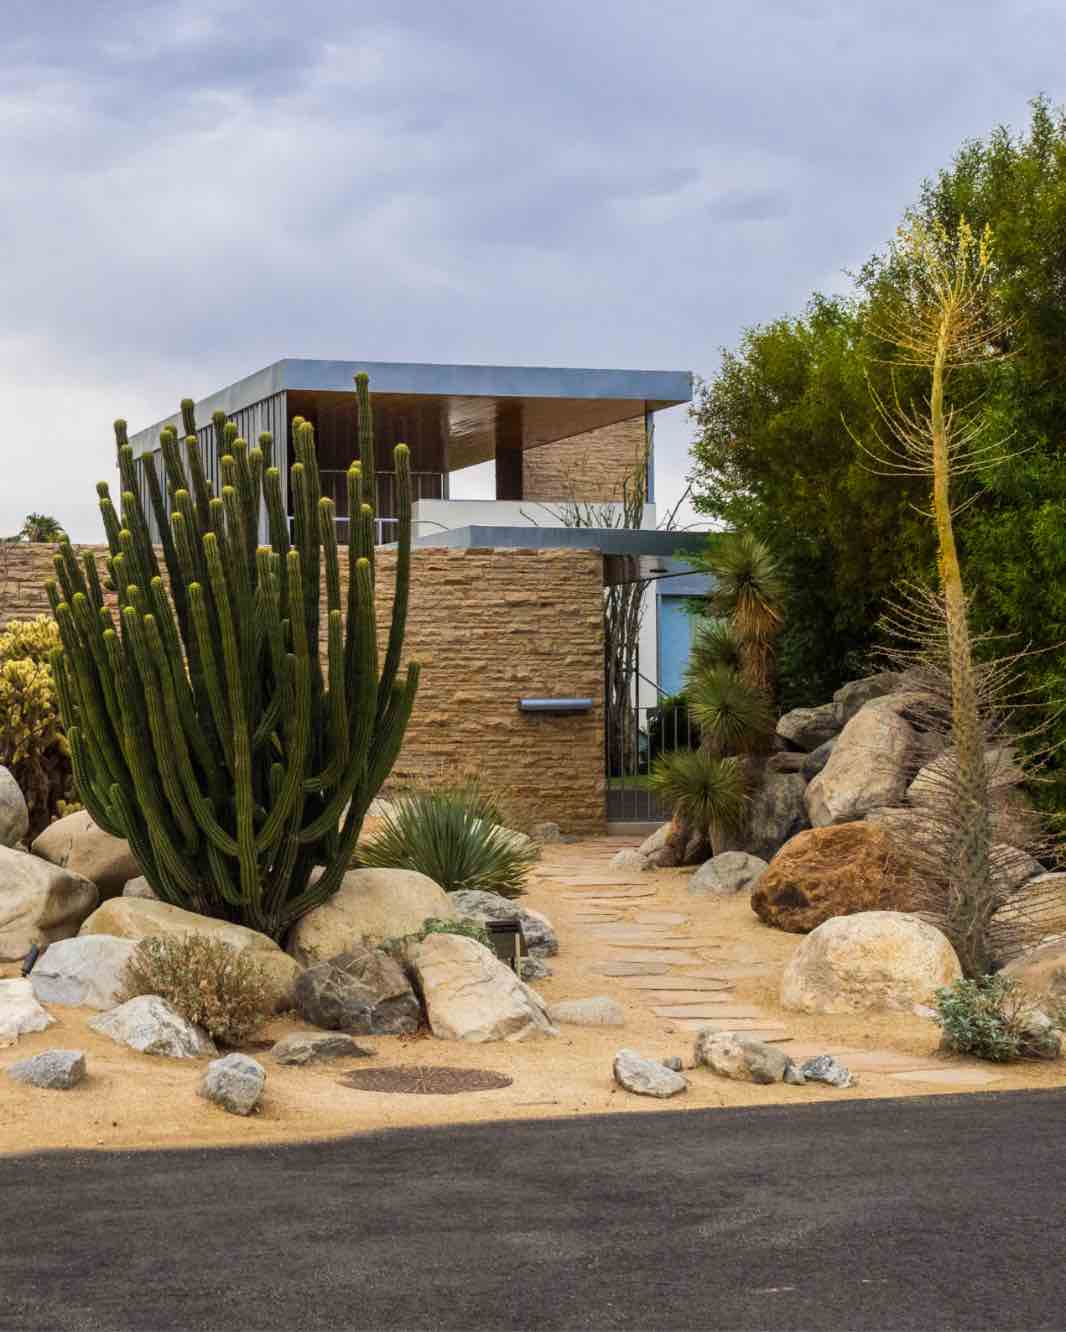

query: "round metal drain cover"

left=339, top=1066, right=513, bottom=1095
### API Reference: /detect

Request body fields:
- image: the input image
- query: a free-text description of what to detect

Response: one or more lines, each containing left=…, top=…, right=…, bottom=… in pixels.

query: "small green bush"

left=933, top=975, right=1059, bottom=1063
left=122, top=934, right=274, bottom=1046
left=358, top=786, right=538, bottom=898
left=382, top=915, right=493, bottom=955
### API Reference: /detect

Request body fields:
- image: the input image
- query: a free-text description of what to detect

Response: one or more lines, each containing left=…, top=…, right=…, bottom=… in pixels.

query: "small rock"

left=783, top=1061, right=807, bottom=1086
left=695, top=1030, right=793, bottom=1085
left=547, top=996, right=625, bottom=1027
left=1019, top=1008, right=1062, bottom=1060
left=530, top=822, right=561, bottom=844
left=0, top=977, right=55, bottom=1046
left=89, top=995, right=217, bottom=1058
left=610, top=849, right=647, bottom=871
left=7, top=1049, right=86, bottom=1090
left=613, top=1048, right=687, bottom=1097
left=912, top=1003, right=938, bottom=1020
left=690, top=851, right=768, bottom=897
left=122, top=876, right=158, bottom=900
left=200, top=1053, right=265, bottom=1115
left=800, top=1055, right=856, bottom=1088
left=270, top=1033, right=375, bottom=1065
left=520, top=957, right=553, bottom=982
left=637, top=823, right=673, bottom=858
left=661, top=1055, right=684, bottom=1073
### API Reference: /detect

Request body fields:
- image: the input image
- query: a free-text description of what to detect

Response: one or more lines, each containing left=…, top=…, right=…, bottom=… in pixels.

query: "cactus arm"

left=376, top=442, right=412, bottom=722
left=188, top=581, right=234, bottom=774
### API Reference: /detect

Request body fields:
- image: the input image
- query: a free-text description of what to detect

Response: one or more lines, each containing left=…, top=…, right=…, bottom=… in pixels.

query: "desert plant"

left=686, top=667, right=776, bottom=757
left=18, top=514, right=67, bottom=543
left=933, top=974, right=1059, bottom=1062
left=381, top=915, right=493, bottom=955
left=0, top=617, right=75, bottom=836
left=646, top=749, right=749, bottom=857
left=687, top=619, right=744, bottom=679
left=122, top=933, right=274, bottom=1045
left=358, top=786, right=538, bottom=897
left=49, top=374, right=419, bottom=940
left=695, top=531, right=785, bottom=695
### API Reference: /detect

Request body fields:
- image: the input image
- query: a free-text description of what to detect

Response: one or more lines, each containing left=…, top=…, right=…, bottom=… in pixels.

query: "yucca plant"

left=647, top=749, right=749, bottom=853
left=48, top=374, right=419, bottom=941
left=358, top=787, right=538, bottom=898
left=697, top=532, right=785, bottom=695
left=686, top=667, right=776, bottom=757
left=687, top=619, right=744, bottom=679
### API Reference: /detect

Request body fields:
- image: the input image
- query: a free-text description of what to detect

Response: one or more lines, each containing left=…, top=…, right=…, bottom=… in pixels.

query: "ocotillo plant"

left=48, top=374, right=419, bottom=941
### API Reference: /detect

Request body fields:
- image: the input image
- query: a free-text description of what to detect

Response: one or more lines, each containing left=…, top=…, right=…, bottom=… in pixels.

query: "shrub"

left=122, top=934, right=274, bottom=1045
left=381, top=915, right=493, bottom=954
left=358, top=786, right=538, bottom=898
left=647, top=749, right=748, bottom=850
left=0, top=616, right=75, bottom=837
left=933, top=975, right=1059, bottom=1062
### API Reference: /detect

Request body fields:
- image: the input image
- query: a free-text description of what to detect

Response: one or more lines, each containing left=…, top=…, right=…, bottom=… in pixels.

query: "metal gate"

left=605, top=669, right=698, bottom=824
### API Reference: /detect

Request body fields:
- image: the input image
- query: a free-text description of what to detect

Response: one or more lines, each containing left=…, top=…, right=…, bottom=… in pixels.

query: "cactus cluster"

left=48, top=374, right=419, bottom=940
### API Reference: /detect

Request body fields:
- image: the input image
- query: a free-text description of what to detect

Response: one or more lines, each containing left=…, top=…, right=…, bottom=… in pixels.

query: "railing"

left=311, top=470, right=445, bottom=545
left=606, top=674, right=700, bottom=823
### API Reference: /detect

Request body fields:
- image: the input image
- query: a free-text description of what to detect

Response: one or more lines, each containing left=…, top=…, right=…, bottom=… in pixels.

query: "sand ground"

left=2, top=838, right=1064, bottom=1157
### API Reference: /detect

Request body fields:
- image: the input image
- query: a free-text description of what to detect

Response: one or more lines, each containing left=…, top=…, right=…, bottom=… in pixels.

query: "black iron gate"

left=605, top=670, right=699, bottom=823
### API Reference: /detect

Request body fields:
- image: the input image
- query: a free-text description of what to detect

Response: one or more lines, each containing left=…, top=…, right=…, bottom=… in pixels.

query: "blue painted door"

left=658, top=596, right=694, bottom=696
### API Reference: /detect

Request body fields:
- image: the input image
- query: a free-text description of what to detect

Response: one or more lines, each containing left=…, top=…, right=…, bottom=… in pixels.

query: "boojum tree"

left=48, top=374, right=419, bottom=942
left=857, top=217, right=1014, bottom=975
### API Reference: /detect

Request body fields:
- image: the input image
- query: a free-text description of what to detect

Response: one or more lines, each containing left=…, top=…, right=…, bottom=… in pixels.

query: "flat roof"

left=129, top=358, right=693, bottom=465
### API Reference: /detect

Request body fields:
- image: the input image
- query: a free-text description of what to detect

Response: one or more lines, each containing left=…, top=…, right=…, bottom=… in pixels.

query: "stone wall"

left=0, top=542, right=606, bottom=835
left=522, top=416, right=647, bottom=505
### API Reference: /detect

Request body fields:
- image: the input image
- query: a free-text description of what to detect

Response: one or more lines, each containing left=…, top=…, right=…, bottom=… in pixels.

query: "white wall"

left=411, top=497, right=658, bottom=538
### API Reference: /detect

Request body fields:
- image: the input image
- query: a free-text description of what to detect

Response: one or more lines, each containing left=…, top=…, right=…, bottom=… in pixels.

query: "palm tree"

left=18, top=513, right=67, bottom=542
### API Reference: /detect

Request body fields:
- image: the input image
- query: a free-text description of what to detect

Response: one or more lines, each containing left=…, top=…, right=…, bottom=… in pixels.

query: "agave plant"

left=358, top=786, right=538, bottom=898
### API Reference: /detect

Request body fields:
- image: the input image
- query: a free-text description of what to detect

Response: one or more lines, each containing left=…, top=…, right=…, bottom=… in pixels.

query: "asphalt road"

left=2, top=1090, right=1064, bottom=1332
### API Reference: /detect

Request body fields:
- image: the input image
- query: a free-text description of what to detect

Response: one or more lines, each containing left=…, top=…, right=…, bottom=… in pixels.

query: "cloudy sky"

left=2, top=0, right=1061, bottom=540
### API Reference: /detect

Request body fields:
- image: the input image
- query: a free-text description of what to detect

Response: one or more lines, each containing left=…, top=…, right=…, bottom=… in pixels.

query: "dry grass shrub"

left=123, top=934, right=274, bottom=1045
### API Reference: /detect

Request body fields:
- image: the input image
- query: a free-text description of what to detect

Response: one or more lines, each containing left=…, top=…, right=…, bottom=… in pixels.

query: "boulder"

left=30, top=811, right=140, bottom=901
left=0, top=846, right=98, bottom=961
left=800, top=1055, right=855, bottom=1088
left=801, top=739, right=836, bottom=783
left=29, top=934, right=137, bottom=1010
left=7, top=1049, right=86, bottom=1090
left=407, top=932, right=557, bottom=1042
left=613, top=1048, right=687, bottom=1097
left=638, top=823, right=673, bottom=858
left=690, top=851, right=768, bottom=897
left=745, top=773, right=809, bottom=861
left=1002, top=938, right=1066, bottom=1002
left=89, top=995, right=217, bottom=1058
left=0, top=976, right=55, bottom=1046
left=806, top=697, right=916, bottom=826
left=547, top=996, right=625, bottom=1027
left=286, top=867, right=455, bottom=965
left=610, top=848, right=648, bottom=871
left=294, top=946, right=421, bottom=1035
left=994, top=871, right=1066, bottom=938
left=78, top=897, right=301, bottom=1013
left=832, top=673, right=904, bottom=727
left=520, top=957, right=553, bottom=982
left=0, top=766, right=29, bottom=848
left=694, top=1030, right=795, bottom=1085
left=780, top=911, right=962, bottom=1014
left=765, top=751, right=806, bottom=774
left=270, top=1033, right=374, bottom=1065
left=450, top=889, right=558, bottom=958
left=122, top=877, right=158, bottom=900
left=907, top=745, right=1025, bottom=809
left=751, top=823, right=918, bottom=934
left=199, top=1053, right=265, bottom=1115
left=776, top=704, right=840, bottom=752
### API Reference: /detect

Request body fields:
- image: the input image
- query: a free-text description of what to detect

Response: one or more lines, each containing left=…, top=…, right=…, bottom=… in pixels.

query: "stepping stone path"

left=535, top=839, right=1011, bottom=1092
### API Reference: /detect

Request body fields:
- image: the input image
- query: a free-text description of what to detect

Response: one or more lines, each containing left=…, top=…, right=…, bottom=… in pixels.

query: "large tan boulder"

left=806, top=697, right=915, bottom=827
left=31, top=810, right=140, bottom=901
left=1002, top=937, right=1066, bottom=1002
left=750, top=823, right=918, bottom=933
left=907, top=745, right=1025, bottom=808
left=406, top=932, right=557, bottom=1042
left=0, top=845, right=98, bottom=960
left=286, top=867, right=455, bottom=965
left=781, top=911, right=961, bottom=1014
left=78, top=898, right=301, bottom=1013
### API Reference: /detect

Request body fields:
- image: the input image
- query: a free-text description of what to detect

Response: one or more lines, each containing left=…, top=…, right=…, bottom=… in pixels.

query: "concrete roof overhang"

left=129, top=358, right=693, bottom=469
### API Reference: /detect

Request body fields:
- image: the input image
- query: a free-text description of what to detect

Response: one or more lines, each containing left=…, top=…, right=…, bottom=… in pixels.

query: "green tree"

left=19, top=514, right=67, bottom=542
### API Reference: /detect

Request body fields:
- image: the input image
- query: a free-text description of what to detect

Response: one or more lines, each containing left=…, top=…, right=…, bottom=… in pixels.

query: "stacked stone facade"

left=522, top=416, right=647, bottom=505
left=0, top=542, right=606, bottom=835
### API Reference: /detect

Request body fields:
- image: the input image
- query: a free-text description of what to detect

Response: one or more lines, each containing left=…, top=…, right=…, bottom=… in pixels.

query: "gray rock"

left=294, top=946, right=421, bottom=1035
left=0, top=977, right=55, bottom=1045
left=7, top=1049, right=86, bottom=1089
left=610, top=848, right=648, bottom=872
left=122, top=876, right=158, bottom=901
left=661, top=1055, right=684, bottom=1073
left=783, top=1061, right=807, bottom=1086
left=689, top=851, right=769, bottom=897
left=547, top=996, right=625, bottom=1027
left=765, top=751, right=807, bottom=774
left=613, top=1048, right=687, bottom=1097
left=745, top=773, right=809, bottom=861
left=89, top=995, right=217, bottom=1058
left=694, top=1030, right=794, bottom=1085
left=0, top=846, right=98, bottom=961
left=800, top=1055, right=856, bottom=1088
left=270, top=1033, right=375, bottom=1065
left=530, top=822, right=561, bottom=844
left=832, top=673, right=904, bottom=727
left=806, top=697, right=915, bottom=826
left=200, top=1053, right=265, bottom=1115
left=0, top=766, right=29, bottom=849
left=802, top=739, right=836, bottom=783
left=450, top=889, right=558, bottom=958
left=776, top=703, right=840, bottom=752
left=637, top=823, right=673, bottom=858
left=1019, top=1008, right=1061, bottom=1060
left=519, top=957, right=553, bottom=982
left=30, top=935, right=137, bottom=1010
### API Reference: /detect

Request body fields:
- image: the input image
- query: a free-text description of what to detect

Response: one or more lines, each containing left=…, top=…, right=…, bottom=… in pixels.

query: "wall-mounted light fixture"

left=517, top=698, right=593, bottom=715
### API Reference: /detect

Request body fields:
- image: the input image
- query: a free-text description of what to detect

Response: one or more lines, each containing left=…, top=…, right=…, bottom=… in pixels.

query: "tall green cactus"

left=48, top=373, right=419, bottom=941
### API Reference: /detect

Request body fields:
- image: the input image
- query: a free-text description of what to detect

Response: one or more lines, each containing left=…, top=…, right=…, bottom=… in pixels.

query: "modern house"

left=126, top=358, right=699, bottom=831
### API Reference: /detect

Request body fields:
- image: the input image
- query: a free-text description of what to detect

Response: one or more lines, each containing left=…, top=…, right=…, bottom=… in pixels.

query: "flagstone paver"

left=889, top=1068, right=1004, bottom=1087
left=652, top=1005, right=766, bottom=1020
left=621, top=977, right=735, bottom=991
left=604, top=949, right=707, bottom=965
left=586, top=961, right=671, bottom=977
left=633, top=912, right=689, bottom=926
